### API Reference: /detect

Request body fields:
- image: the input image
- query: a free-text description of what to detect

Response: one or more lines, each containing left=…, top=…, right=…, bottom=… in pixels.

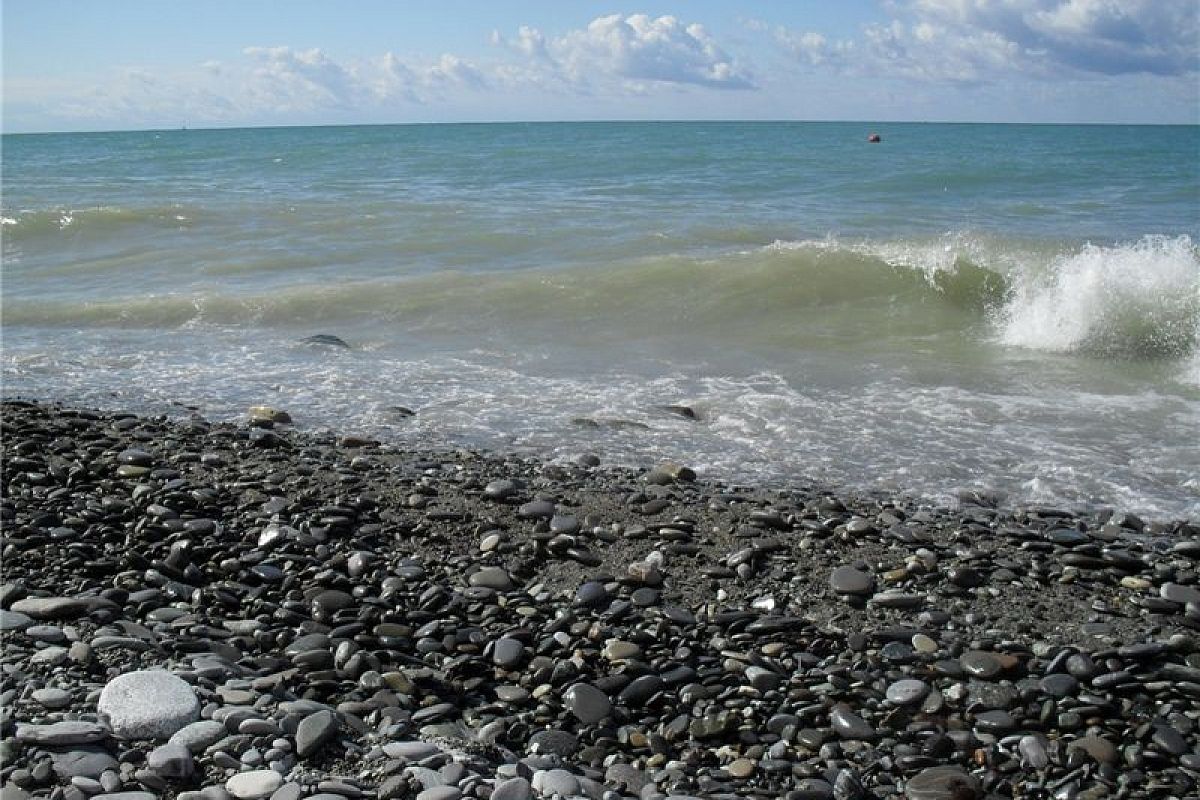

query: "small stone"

left=1151, top=724, right=1188, bottom=756
left=645, top=463, right=695, bottom=484
left=1161, top=583, right=1200, bottom=606
left=248, top=406, right=291, bottom=424
left=727, top=758, right=755, bottom=778
left=905, top=766, right=981, bottom=800
left=959, top=651, right=1002, bottom=679
left=528, top=729, right=579, bottom=757
left=1068, top=735, right=1117, bottom=764
left=517, top=500, right=555, bottom=520
left=1040, top=673, right=1078, bottom=698
left=886, top=679, right=929, bottom=705
left=382, top=741, right=442, bottom=762
left=294, top=710, right=339, bottom=758
left=489, top=777, right=532, bottom=800
left=911, top=634, right=939, bottom=654
left=531, top=770, right=578, bottom=797
left=603, top=639, right=642, bottom=662
left=226, top=770, right=284, bottom=800
left=11, top=596, right=115, bottom=621
left=117, top=448, right=154, bottom=466
left=484, top=480, right=522, bottom=501
left=492, top=638, right=525, bottom=668
left=0, top=609, right=32, bottom=631
left=830, top=705, right=876, bottom=740
left=830, top=566, right=874, bottom=596
left=16, top=721, right=108, bottom=746
left=744, top=665, right=782, bottom=692
left=146, top=742, right=194, bottom=779
left=415, top=789, right=460, bottom=800
left=168, top=720, right=227, bottom=753
left=47, top=748, right=118, bottom=780
left=469, top=567, right=515, bottom=591
left=562, top=682, right=611, bottom=724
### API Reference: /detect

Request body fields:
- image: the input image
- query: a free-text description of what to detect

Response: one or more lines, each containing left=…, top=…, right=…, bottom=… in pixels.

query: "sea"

left=3, top=121, right=1198, bottom=520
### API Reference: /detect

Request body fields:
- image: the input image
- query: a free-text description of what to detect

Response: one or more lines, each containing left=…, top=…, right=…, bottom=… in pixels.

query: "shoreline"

left=3, top=398, right=1199, bottom=798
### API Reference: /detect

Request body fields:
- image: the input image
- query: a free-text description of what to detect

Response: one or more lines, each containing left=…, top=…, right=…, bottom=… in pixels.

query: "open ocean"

left=3, top=121, right=1198, bottom=519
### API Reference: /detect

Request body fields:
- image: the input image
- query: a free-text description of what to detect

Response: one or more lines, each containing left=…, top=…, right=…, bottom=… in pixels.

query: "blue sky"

left=3, top=1, right=1197, bottom=132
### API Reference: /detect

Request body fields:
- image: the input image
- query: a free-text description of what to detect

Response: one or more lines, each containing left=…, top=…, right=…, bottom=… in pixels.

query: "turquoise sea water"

left=3, top=122, right=1198, bottom=518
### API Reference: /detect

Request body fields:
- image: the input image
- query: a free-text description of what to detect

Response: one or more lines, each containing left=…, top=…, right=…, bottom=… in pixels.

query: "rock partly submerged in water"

left=300, top=333, right=351, bottom=349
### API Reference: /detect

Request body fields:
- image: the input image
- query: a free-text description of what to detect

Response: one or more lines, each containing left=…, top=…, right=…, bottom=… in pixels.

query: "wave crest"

left=998, top=235, right=1199, bottom=360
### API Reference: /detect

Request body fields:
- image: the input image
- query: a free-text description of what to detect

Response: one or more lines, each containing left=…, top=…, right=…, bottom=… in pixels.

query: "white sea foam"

left=999, top=235, right=1199, bottom=360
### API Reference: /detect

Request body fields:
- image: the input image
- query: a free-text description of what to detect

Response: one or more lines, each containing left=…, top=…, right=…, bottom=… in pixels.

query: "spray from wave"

left=998, top=235, right=1199, bottom=361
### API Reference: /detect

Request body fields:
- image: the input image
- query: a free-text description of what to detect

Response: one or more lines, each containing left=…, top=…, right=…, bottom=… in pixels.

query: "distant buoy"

left=867, top=133, right=882, bottom=143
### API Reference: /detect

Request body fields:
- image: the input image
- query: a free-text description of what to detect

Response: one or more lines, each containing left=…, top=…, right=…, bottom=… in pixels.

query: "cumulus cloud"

left=242, top=46, right=365, bottom=112
left=24, top=13, right=751, bottom=128
left=494, top=13, right=754, bottom=91
left=28, top=46, right=492, bottom=126
left=775, top=0, right=1198, bottom=82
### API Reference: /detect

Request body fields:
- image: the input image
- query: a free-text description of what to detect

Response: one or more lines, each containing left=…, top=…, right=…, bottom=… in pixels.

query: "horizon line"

left=5, top=117, right=1199, bottom=136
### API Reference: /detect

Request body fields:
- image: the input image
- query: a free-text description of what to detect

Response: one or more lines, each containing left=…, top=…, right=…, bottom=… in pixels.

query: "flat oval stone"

left=32, top=687, right=72, bottom=709
left=830, top=566, right=874, bottom=596
left=517, top=499, right=555, bottom=519
left=490, top=778, right=532, bottom=800
left=905, top=766, right=981, bottom=800
left=469, top=567, right=515, bottom=591
left=574, top=581, right=608, bottom=607
left=959, top=650, right=1002, bottom=679
left=528, top=729, right=579, bottom=756
left=562, top=682, right=611, bottom=724
left=911, top=633, right=939, bottom=654
left=974, top=709, right=1015, bottom=733
left=415, top=788, right=460, bottom=800
left=117, top=448, right=154, bottom=466
left=48, top=747, right=118, bottom=779
left=1039, top=673, right=1078, bottom=698
left=618, top=675, right=663, bottom=705
left=1160, top=583, right=1200, bottom=606
left=168, top=720, right=227, bottom=754
left=886, top=679, right=929, bottom=706
left=98, top=670, right=199, bottom=740
left=11, top=596, right=116, bottom=620
left=0, top=610, right=33, bottom=631
left=382, top=741, right=442, bottom=762
left=484, top=479, right=521, bottom=500
left=870, top=591, right=925, bottom=609
left=226, top=770, right=284, bottom=800
left=830, top=705, right=876, bottom=740
left=531, top=770, right=577, bottom=798
left=1067, top=734, right=1117, bottom=764
left=16, top=721, right=109, bottom=746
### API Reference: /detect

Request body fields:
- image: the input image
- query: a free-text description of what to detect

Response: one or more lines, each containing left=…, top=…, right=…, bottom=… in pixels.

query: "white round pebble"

left=97, top=670, right=200, bottom=740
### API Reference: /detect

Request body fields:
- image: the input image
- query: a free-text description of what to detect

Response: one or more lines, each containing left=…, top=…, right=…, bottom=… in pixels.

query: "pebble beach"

left=2, top=399, right=1199, bottom=800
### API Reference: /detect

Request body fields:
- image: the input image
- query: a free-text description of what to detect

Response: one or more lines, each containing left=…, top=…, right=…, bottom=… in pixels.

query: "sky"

left=3, top=1, right=1197, bottom=133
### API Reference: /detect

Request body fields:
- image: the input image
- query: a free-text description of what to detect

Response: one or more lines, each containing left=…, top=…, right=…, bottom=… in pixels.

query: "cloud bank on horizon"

left=4, top=1, right=1198, bottom=131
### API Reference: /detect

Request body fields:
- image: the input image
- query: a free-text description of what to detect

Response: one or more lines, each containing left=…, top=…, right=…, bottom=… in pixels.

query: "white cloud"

left=775, top=0, right=1198, bottom=82
left=242, top=46, right=364, bottom=112
left=495, top=13, right=754, bottom=91
left=19, top=13, right=751, bottom=129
